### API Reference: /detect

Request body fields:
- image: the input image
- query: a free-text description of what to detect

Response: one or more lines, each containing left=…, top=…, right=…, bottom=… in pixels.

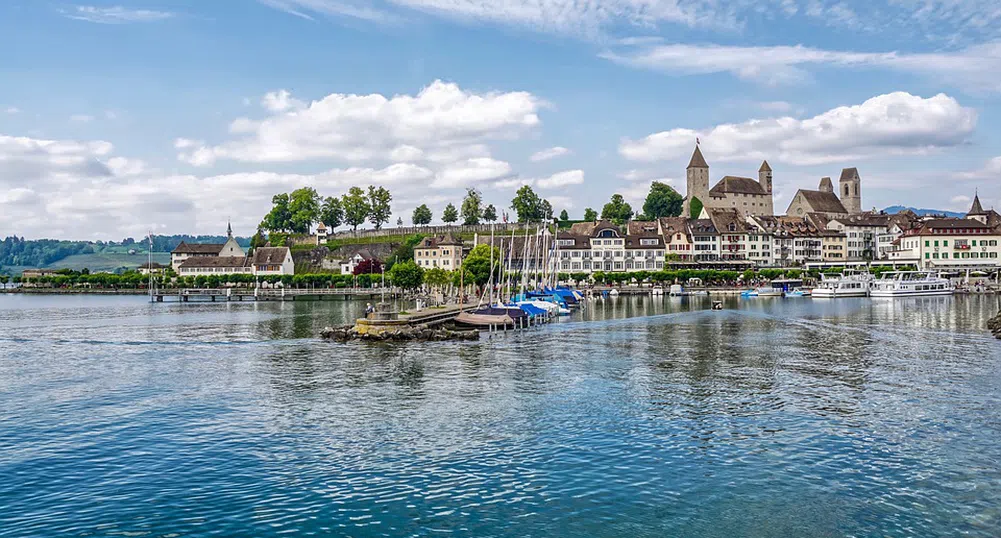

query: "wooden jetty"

left=152, top=288, right=393, bottom=302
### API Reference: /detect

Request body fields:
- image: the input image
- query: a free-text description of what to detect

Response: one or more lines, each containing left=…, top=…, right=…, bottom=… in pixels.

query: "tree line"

left=261, top=185, right=393, bottom=235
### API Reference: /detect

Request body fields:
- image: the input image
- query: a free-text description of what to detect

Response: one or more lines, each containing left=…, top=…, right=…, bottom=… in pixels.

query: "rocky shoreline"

left=988, top=311, right=1001, bottom=339
left=321, top=324, right=480, bottom=342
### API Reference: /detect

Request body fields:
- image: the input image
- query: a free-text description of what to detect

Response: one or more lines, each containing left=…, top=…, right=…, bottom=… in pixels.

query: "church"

left=785, top=168, right=863, bottom=218
left=681, top=145, right=774, bottom=218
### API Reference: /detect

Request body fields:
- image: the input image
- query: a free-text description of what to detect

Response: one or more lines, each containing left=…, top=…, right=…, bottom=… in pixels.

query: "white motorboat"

left=869, top=271, right=954, bottom=298
left=812, top=270, right=874, bottom=298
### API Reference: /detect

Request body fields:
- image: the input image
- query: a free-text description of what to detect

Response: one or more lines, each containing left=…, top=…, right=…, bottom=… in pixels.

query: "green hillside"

left=45, top=252, right=171, bottom=272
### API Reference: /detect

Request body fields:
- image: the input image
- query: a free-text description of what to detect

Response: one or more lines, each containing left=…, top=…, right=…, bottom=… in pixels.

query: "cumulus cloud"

left=177, top=80, right=542, bottom=166
left=432, top=158, right=513, bottom=188
left=529, top=146, right=571, bottom=162
left=60, top=5, right=175, bottom=24
left=535, top=169, right=584, bottom=189
left=620, top=92, right=976, bottom=165
left=0, top=132, right=444, bottom=239
left=601, top=41, right=1001, bottom=92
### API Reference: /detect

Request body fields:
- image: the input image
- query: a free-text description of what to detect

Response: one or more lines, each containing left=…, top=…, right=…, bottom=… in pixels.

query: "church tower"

left=683, top=144, right=710, bottom=217
left=839, top=167, right=861, bottom=214
left=758, top=160, right=772, bottom=194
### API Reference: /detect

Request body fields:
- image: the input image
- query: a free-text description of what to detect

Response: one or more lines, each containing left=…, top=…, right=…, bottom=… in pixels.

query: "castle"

left=681, top=144, right=862, bottom=219
left=681, top=145, right=774, bottom=218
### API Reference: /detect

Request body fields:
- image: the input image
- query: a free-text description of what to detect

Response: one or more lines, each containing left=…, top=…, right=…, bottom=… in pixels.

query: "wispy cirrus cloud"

left=529, top=146, right=571, bottom=162
left=59, top=5, right=175, bottom=24
left=601, top=41, right=1001, bottom=92
left=257, top=0, right=393, bottom=23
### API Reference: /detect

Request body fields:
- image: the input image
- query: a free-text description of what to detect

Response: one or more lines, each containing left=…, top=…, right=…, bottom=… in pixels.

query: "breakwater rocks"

left=988, top=311, right=1001, bottom=339
left=321, top=324, right=479, bottom=342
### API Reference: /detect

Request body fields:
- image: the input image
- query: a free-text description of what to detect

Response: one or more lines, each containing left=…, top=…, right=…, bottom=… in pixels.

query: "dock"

left=152, top=288, right=394, bottom=302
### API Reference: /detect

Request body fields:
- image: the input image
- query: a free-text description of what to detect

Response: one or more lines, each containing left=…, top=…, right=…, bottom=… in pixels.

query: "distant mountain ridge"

left=882, top=206, right=966, bottom=218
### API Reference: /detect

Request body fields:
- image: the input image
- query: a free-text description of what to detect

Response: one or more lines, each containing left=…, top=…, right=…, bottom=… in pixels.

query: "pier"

left=152, top=288, right=394, bottom=302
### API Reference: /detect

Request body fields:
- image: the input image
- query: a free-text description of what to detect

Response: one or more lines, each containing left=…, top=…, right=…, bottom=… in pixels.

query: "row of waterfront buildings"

left=411, top=145, right=1000, bottom=274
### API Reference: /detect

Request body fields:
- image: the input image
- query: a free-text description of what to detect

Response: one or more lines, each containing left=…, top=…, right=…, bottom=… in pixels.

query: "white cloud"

left=70, top=114, right=95, bottom=123
left=601, top=41, right=1001, bottom=91
left=432, top=158, right=513, bottom=188
left=261, top=89, right=305, bottom=112
left=4, top=107, right=18, bottom=114
left=535, top=169, right=584, bottom=189
left=178, top=80, right=542, bottom=167
left=0, top=132, right=444, bottom=239
left=620, top=92, right=976, bottom=166
left=529, top=146, right=571, bottom=162
left=261, top=0, right=739, bottom=36
left=60, top=5, right=175, bottom=24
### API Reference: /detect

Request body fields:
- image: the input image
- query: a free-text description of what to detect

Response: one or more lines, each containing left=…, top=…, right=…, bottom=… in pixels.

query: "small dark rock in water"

left=988, top=312, right=1001, bottom=339
left=320, top=324, right=478, bottom=342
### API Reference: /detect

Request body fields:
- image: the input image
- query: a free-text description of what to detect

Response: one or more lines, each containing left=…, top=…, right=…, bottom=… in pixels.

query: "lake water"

left=2, top=294, right=1001, bottom=537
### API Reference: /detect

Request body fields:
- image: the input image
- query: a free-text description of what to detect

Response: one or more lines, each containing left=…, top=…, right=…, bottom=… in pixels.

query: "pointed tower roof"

left=687, top=145, right=708, bottom=169
left=227, top=220, right=233, bottom=238
left=969, top=193, right=986, bottom=215
left=759, top=160, right=772, bottom=172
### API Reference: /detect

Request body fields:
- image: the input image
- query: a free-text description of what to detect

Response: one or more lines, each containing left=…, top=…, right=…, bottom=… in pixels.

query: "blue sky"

left=1, top=0, right=1000, bottom=239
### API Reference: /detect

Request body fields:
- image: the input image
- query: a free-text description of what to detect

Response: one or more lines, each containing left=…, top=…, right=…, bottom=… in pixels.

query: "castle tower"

left=683, top=145, right=710, bottom=217
left=839, top=168, right=861, bottom=213
left=758, top=160, right=773, bottom=194
left=819, top=177, right=833, bottom=193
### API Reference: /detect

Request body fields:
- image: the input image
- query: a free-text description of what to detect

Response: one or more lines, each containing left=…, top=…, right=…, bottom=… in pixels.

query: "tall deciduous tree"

left=288, top=187, right=320, bottom=234
left=482, top=204, right=497, bottom=222
left=511, top=185, right=546, bottom=223
left=320, top=196, right=344, bottom=229
left=461, top=188, right=483, bottom=225
left=442, top=203, right=459, bottom=224
left=559, top=209, right=569, bottom=222
left=583, top=207, right=598, bottom=221
left=262, top=193, right=292, bottom=232
left=367, top=185, right=392, bottom=230
left=601, top=194, right=634, bottom=224
left=387, top=260, right=424, bottom=290
left=342, top=187, right=371, bottom=231
left=642, top=181, right=684, bottom=218
left=412, top=204, right=433, bottom=225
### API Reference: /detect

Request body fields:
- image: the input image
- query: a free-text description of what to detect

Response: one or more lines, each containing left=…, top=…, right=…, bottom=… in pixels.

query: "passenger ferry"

left=869, top=271, right=954, bottom=298
left=812, top=270, right=874, bottom=298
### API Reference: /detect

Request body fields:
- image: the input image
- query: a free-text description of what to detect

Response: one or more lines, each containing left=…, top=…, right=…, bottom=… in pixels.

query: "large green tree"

left=559, top=209, right=569, bottom=222
left=423, top=267, right=451, bottom=289
left=482, top=204, right=497, bottom=222
left=442, top=203, right=459, bottom=224
left=601, top=194, right=634, bottom=224
left=583, top=207, right=598, bottom=221
left=461, top=188, right=483, bottom=225
left=387, top=260, right=424, bottom=290
left=412, top=204, right=433, bottom=225
left=288, top=187, right=320, bottom=234
left=262, top=193, right=292, bottom=232
left=510, top=185, right=546, bottom=223
left=642, top=181, right=684, bottom=218
left=367, top=186, right=392, bottom=230
left=342, top=187, right=371, bottom=231
left=320, top=196, right=344, bottom=229
left=461, top=244, right=501, bottom=286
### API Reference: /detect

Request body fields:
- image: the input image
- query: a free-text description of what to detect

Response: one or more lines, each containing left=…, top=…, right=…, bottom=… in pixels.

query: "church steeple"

left=227, top=220, right=233, bottom=239
left=687, top=145, right=708, bottom=169
left=969, top=192, right=985, bottom=215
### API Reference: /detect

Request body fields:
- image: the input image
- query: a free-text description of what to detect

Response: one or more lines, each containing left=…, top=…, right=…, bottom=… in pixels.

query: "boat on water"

left=784, top=289, right=811, bottom=297
left=741, top=287, right=783, bottom=298
left=742, top=278, right=804, bottom=298
left=869, top=271, right=954, bottom=298
left=812, top=270, right=874, bottom=298
left=454, top=308, right=516, bottom=328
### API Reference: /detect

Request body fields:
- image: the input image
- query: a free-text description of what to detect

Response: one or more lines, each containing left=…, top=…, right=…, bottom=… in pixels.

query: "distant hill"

left=882, top=206, right=966, bottom=218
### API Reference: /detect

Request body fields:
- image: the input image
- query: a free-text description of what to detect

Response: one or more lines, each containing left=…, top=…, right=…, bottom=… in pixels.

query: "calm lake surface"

left=2, top=293, right=1001, bottom=537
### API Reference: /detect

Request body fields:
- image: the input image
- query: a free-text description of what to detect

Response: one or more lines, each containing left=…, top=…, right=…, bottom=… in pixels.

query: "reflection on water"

left=1, top=293, right=1001, bottom=537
